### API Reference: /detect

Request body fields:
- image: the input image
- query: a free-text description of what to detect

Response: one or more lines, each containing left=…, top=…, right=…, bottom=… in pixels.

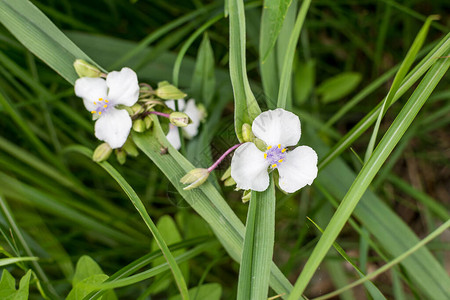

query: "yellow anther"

left=267, top=145, right=272, bottom=150
left=281, top=148, right=286, bottom=153
left=264, top=153, right=267, bottom=159
left=278, top=144, right=281, bottom=148
left=94, top=102, right=96, bottom=105
left=271, top=164, right=277, bottom=168
left=91, top=111, right=96, bottom=114
left=278, top=159, right=283, bottom=163
left=105, top=100, right=109, bottom=103
left=99, top=98, right=103, bottom=100
left=98, top=111, right=102, bottom=115
left=103, top=104, right=108, bottom=108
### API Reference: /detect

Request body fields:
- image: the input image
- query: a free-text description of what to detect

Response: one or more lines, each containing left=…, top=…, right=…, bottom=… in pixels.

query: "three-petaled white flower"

left=165, top=99, right=202, bottom=150
left=74, top=67, right=140, bottom=149
left=231, top=108, right=318, bottom=193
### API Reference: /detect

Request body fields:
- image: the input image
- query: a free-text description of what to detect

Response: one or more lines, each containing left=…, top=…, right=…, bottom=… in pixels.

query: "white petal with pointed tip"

left=74, top=77, right=108, bottom=111
left=166, top=124, right=181, bottom=150
left=252, top=108, right=301, bottom=147
left=106, top=67, right=140, bottom=106
left=277, top=146, right=318, bottom=193
left=183, top=99, right=202, bottom=138
left=231, top=142, right=270, bottom=192
left=94, top=108, right=132, bottom=149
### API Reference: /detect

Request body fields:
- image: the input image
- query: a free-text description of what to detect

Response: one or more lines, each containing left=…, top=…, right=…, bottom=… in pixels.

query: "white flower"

left=165, top=99, right=203, bottom=149
left=74, top=67, right=139, bottom=149
left=231, top=108, right=318, bottom=193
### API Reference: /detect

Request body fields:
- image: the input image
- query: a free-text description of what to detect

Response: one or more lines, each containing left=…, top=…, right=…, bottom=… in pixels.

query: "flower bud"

left=92, top=143, right=112, bottom=162
left=242, top=123, right=255, bottom=142
left=169, top=112, right=191, bottom=127
left=220, top=166, right=232, bottom=181
left=132, top=119, right=146, bottom=132
left=115, top=149, right=127, bottom=165
left=131, top=103, right=144, bottom=114
left=122, top=139, right=138, bottom=157
left=73, top=59, right=102, bottom=78
left=156, top=81, right=187, bottom=100
left=224, top=176, right=236, bottom=187
left=241, top=190, right=251, bottom=203
left=144, top=116, right=153, bottom=129
left=180, top=168, right=209, bottom=190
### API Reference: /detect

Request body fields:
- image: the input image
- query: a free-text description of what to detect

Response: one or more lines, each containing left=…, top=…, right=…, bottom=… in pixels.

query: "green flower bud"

left=144, top=116, right=153, bottom=129
left=241, top=190, right=251, bottom=203
left=242, top=123, right=255, bottom=142
left=115, top=149, right=127, bottom=165
left=132, top=119, right=146, bottom=132
left=220, top=166, right=232, bottom=181
left=122, top=139, right=139, bottom=157
left=224, top=176, right=236, bottom=187
left=92, top=143, right=112, bottom=162
left=156, top=81, right=187, bottom=100
left=180, top=168, right=209, bottom=190
left=131, top=103, right=144, bottom=114
left=169, top=112, right=191, bottom=127
left=73, top=59, right=102, bottom=78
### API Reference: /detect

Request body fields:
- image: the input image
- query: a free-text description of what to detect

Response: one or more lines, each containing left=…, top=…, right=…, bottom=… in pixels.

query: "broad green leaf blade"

left=316, top=72, right=362, bottom=104
left=364, top=15, right=439, bottom=161
left=73, top=256, right=105, bottom=286
left=260, top=0, right=293, bottom=63
left=0, top=0, right=102, bottom=84
left=0, top=269, right=32, bottom=300
left=294, top=60, right=315, bottom=105
left=277, top=0, right=311, bottom=108
left=191, top=33, right=216, bottom=107
left=237, top=179, right=275, bottom=300
left=228, top=0, right=261, bottom=141
left=132, top=119, right=293, bottom=296
left=288, top=56, right=450, bottom=299
left=67, top=146, right=190, bottom=300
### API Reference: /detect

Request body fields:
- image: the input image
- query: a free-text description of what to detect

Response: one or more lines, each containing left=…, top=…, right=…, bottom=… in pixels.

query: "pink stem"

left=147, top=111, right=171, bottom=118
left=207, top=143, right=243, bottom=173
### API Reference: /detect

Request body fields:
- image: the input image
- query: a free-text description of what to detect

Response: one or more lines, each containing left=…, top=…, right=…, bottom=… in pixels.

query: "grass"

left=0, top=0, right=449, bottom=299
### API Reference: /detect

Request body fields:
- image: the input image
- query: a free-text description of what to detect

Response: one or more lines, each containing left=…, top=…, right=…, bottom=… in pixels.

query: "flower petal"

left=106, top=67, right=140, bottom=106
left=277, top=146, right=318, bottom=193
left=166, top=124, right=181, bottom=150
left=165, top=99, right=186, bottom=111
left=231, top=142, right=270, bottom=192
left=183, top=99, right=202, bottom=138
left=94, top=108, right=132, bottom=149
left=252, top=108, right=301, bottom=147
left=74, top=77, right=108, bottom=111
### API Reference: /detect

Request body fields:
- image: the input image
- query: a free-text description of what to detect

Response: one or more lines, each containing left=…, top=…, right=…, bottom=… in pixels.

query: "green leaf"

left=73, top=256, right=105, bottom=286
left=276, top=0, right=311, bottom=108
left=294, top=59, right=316, bottom=105
left=191, top=33, right=216, bottom=107
left=260, top=0, right=293, bottom=62
left=0, top=269, right=32, bottom=300
left=237, top=178, right=276, bottom=300
left=169, top=283, right=222, bottom=300
left=0, top=0, right=102, bottom=84
left=364, top=15, right=439, bottom=161
left=316, top=72, right=362, bottom=103
left=67, top=274, right=113, bottom=300
left=228, top=0, right=261, bottom=141
left=288, top=55, right=450, bottom=299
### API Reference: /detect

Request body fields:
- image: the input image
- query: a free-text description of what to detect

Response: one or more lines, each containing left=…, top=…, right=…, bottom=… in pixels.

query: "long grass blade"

left=237, top=178, right=275, bottom=300
left=288, top=56, right=450, bottom=299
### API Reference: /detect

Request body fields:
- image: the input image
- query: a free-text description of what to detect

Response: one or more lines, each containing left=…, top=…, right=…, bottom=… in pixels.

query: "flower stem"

left=207, top=143, right=242, bottom=173
left=146, top=111, right=171, bottom=118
